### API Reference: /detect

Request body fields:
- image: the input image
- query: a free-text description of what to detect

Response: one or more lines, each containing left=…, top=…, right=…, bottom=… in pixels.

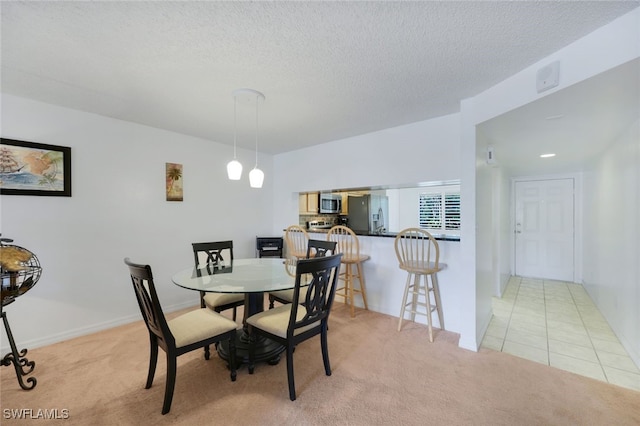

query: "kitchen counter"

left=280, top=224, right=463, bottom=345
left=304, top=228, right=460, bottom=242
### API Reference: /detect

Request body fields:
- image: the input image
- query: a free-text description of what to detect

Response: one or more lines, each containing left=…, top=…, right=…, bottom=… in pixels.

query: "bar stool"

left=394, top=228, right=445, bottom=342
left=268, top=225, right=310, bottom=309
left=284, top=225, right=309, bottom=261
left=327, top=225, right=369, bottom=318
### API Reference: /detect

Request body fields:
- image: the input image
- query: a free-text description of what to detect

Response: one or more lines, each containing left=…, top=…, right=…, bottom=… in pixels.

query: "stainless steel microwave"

left=319, top=193, right=342, bottom=214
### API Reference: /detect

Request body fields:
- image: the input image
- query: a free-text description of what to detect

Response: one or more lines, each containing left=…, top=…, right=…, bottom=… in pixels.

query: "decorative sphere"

left=1, top=246, right=42, bottom=307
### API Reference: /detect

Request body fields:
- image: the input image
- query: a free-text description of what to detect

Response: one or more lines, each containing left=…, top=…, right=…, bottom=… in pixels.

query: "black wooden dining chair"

left=247, top=253, right=342, bottom=401
left=192, top=241, right=244, bottom=321
left=268, top=239, right=337, bottom=308
left=124, top=258, right=238, bottom=415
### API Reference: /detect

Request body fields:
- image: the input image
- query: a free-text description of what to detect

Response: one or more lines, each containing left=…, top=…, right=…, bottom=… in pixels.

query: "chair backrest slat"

left=192, top=241, right=234, bottom=268
left=394, top=228, right=440, bottom=271
left=288, top=254, right=342, bottom=334
left=326, top=225, right=359, bottom=260
left=284, top=239, right=336, bottom=278
left=285, top=225, right=310, bottom=260
left=124, top=258, right=175, bottom=348
left=307, top=239, right=337, bottom=258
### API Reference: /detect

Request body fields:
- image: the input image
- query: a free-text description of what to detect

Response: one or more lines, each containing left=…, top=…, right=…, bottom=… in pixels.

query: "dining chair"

left=124, top=258, right=238, bottom=415
left=326, top=225, right=370, bottom=318
left=268, top=239, right=337, bottom=308
left=246, top=253, right=342, bottom=401
left=394, top=228, right=446, bottom=342
left=192, top=241, right=244, bottom=321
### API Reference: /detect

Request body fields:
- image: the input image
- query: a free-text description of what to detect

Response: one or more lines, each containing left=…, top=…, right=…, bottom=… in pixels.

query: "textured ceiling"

left=478, top=58, right=640, bottom=176
left=1, top=1, right=638, bottom=154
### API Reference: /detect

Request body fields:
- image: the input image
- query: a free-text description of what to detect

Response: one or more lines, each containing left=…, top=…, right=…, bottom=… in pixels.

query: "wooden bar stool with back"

left=394, top=228, right=446, bottom=342
left=268, top=225, right=310, bottom=309
left=283, top=225, right=309, bottom=261
left=326, top=225, right=369, bottom=318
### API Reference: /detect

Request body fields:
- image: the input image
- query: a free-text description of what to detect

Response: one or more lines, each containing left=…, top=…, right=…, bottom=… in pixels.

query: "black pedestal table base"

left=217, top=291, right=284, bottom=367
left=217, top=330, right=284, bottom=367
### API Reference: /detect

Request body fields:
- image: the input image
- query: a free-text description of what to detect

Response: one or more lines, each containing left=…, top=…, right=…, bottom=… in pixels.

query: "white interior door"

left=514, top=178, right=574, bottom=281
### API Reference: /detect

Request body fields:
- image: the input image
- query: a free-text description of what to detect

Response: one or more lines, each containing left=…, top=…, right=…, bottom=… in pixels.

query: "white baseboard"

left=8, top=300, right=198, bottom=351
left=467, top=310, right=492, bottom=353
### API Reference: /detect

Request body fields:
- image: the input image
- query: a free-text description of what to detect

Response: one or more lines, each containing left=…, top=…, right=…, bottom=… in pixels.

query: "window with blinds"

left=444, top=192, right=461, bottom=230
left=419, top=190, right=461, bottom=233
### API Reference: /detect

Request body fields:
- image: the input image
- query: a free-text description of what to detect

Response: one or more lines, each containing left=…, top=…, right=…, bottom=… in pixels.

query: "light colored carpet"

left=2, top=303, right=639, bottom=425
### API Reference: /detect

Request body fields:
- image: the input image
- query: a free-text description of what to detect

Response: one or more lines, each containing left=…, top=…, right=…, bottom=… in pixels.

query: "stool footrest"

left=402, top=302, right=437, bottom=311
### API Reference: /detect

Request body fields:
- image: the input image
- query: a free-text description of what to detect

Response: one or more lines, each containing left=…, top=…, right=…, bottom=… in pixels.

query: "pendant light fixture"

left=227, top=89, right=265, bottom=188
left=249, top=89, right=265, bottom=188
left=226, top=92, right=242, bottom=180
left=238, top=89, right=265, bottom=188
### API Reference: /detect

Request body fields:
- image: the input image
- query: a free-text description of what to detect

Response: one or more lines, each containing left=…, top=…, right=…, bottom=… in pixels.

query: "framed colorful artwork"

left=0, top=138, right=72, bottom=197
left=166, top=163, right=183, bottom=201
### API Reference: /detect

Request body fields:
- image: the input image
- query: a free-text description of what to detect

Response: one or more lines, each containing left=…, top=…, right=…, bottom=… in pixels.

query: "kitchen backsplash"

left=299, top=215, right=339, bottom=228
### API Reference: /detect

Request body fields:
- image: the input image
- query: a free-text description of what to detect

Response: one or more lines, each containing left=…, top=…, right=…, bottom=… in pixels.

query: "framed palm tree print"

left=165, top=162, right=183, bottom=201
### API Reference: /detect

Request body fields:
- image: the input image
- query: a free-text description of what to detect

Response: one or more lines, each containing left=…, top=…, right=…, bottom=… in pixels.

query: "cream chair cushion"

left=168, top=308, right=238, bottom=348
left=267, top=286, right=308, bottom=305
left=247, top=304, right=319, bottom=339
left=202, top=292, right=245, bottom=310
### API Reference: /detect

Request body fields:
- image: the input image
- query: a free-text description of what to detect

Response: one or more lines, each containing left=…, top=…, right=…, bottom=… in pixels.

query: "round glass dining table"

left=172, top=258, right=295, bottom=366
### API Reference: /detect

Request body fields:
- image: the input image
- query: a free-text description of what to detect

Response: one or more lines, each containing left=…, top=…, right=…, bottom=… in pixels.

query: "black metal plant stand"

left=1, top=301, right=36, bottom=390
left=0, top=236, right=41, bottom=390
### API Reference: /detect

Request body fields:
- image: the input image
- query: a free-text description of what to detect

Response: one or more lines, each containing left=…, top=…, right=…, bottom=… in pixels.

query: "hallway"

left=480, top=276, right=640, bottom=392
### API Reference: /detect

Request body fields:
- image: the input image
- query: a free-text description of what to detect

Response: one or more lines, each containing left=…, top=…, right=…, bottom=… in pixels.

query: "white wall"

left=461, top=7, right=640, bottom=348
left=472, top=139, right=516, bottom=343
left=271, top=114, right=475, bottom=348
left=474, top=131, right=510, bottom=299
left=474, top=136, right=494, bottom=342
left=0, top=94, right=274, bottom=350
left=582, top=119, right=639, bottom=365
left=396, top=188, right=421, bottom=230
left=272, top=114, right=461, bottom=235
left=497, top=168, right=511, bottom=295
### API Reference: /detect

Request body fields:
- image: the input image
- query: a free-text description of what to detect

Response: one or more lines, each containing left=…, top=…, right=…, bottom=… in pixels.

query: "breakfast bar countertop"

left=296, top=227, right=460, bottom=241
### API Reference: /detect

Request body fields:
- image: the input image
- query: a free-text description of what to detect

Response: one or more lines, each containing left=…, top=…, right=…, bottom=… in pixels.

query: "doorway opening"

left=513, top=177, right=575, bottom=282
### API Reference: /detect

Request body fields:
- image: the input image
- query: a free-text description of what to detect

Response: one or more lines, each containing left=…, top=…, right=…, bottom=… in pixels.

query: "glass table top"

left=171, top=257, right=295, bottom=293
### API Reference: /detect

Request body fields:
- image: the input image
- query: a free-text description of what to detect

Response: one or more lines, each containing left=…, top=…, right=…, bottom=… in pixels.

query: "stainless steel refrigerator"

left=347, top=194, right=389, bottom=234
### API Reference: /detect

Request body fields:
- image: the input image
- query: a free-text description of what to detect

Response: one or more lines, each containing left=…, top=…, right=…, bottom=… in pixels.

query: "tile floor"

left=480, top=276, right=640, bottom=392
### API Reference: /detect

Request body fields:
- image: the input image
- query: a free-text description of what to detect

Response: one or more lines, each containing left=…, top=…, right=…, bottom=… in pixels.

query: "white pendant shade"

left=227, top=88, right=266, bottom=188
left=227, top=159, right=243, bottom=180
left=249, top=167, right=264, bottom=188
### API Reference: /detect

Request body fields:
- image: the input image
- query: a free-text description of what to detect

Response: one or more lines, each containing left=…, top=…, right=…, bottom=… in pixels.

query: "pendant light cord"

left=254, top=94, right=259, bottom=167
left=233, top=96, right=238, bottom=159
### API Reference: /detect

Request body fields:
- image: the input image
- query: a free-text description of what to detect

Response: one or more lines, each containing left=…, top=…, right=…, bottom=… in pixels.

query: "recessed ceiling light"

left=540, top=153, right=556, bottom=158
left=545, top=114, right=564, bottom=120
